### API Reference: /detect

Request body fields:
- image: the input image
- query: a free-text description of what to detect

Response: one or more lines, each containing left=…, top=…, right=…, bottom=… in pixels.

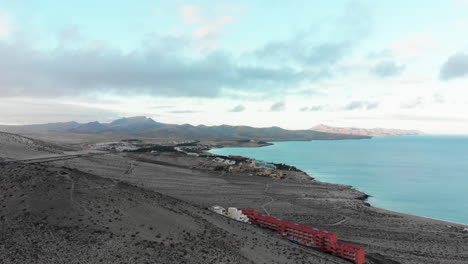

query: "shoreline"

left=207, top=140, right=467, bottom=227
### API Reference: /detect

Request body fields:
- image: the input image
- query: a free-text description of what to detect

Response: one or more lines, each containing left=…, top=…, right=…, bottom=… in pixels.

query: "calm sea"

left=210, top=136, right=468, bottom=224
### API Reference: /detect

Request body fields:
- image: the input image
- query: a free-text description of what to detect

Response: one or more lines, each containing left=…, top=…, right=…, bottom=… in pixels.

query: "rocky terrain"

left=310, top=124, right=423, bottom=137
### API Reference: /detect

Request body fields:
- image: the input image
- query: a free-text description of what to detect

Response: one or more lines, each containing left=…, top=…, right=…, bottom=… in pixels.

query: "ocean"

left=210, top=135, right=468, bottom=225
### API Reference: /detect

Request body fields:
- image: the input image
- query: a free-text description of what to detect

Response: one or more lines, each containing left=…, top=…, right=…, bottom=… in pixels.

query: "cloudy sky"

left=1, top=0, right=468, bottom=134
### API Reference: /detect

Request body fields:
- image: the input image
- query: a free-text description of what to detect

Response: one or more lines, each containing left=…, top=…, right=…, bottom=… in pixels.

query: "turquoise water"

left=210, top=136, right=468, bottom=224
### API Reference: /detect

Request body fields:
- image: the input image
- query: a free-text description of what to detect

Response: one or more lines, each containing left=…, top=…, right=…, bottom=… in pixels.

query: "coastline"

left=207, top=140, right=467, bottom=227
left=199, top=142, right=468, bottom=262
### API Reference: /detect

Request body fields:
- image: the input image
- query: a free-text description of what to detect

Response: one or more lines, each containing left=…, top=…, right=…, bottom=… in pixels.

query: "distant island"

left=310, top=124, right=423, bottom=137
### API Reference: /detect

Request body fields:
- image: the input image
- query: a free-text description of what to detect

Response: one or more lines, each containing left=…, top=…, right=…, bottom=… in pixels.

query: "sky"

left=1, top=0, right=468, bottom=134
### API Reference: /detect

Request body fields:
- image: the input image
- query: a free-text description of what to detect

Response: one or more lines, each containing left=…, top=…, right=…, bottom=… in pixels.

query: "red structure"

left=241, top=209, right=366, bottom=264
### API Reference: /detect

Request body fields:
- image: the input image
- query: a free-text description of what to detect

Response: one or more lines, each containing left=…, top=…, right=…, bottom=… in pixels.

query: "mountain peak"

left=71, top=121, right=107, bottom=133
left=111, top=116, right=157, bottom=125
left=107, top=116, right=163, bottom=132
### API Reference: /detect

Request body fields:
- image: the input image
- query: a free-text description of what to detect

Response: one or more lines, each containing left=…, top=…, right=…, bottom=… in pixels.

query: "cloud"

left=391, top=32, right=433, bottom=60
left=192, top=15, right=234, bottom=41
left=0, top=99, right=120, bottom=124
left=454, top=0, right=468, bottom=6
left=229, top=104, right=245, bottom=112
left=150, top=105, right=174, bottom=109
left=343, top=101, right=379, bottom=111
left=250, top=1, right=371, bottom=79
left=0, top=9, right=12, bottom=40
left=367, top=49, right=393, bottom=59
left=392, top=114, right=468, bottom=122
left=300, top=105, right=325, bottom=112
left=180, top=5, right=204, bottom=24
left=168, top=110, right=200, bottom=114
left=365, top=102, right=379, bottom=110
left=270, top=101, right=286, bottom=112
left=254, top=41, right=351, bottom=68
left=454, top=20, right=468, bottom=28
left=0, top=2, right=370, bottom=99
left=58, top=25, right=82, bottom=43
left=433, top=93, right=445, bottom=104
left=370, top=60, right=405, bottom=78
left=401, top=97, right=423, bottom=109
left=193, top=24, right=219, bottom=40
left=192, top=15, right=235, bottom=52
left=439, top=53, right=468, bottom=80
left=180, top=5, right=235, bottom=52
left=0, top=35, right=304, bottom=98
left=344, top=101, right=364, bottom=110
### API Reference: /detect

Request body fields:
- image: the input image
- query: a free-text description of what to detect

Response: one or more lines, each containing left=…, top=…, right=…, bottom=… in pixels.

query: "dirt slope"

left=0, top=162, right=347, bottom=264
left=0, top=131, right=66, bottom=159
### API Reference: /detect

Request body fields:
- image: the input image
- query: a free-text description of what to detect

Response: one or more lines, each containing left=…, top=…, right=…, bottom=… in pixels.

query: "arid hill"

left=310, top=124, right=423, bottom=137
left=0, top=161, right=347, bottom=264
left=0, top=116, right=370, bottom=141
left=0, top=131, right=69, bottom=159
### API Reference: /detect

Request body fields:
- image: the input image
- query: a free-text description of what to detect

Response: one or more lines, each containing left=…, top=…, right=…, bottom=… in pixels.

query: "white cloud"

left=192, top=16, right=235, bottom=52
left=180, top=5, right=204, bottom=24
left=0, top=9, right=12, bottom=40
left=391, top=32, right=434, bottom=61
left=179, top=5, right=236, bottom=52
left=217, top=15, right=234, bottom=26
left=454, top=0, right=468, bottom=6
left=454, top=20, right=468, bottom=28
left=400, top=97, right=424, bottom=109
left=193, top=24, right=218, bottom=40
left=0, top=97, right=120, bottom=125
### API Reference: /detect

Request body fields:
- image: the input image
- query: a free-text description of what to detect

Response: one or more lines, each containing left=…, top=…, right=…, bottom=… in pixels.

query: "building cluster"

left=151, top=140, right=202, bottom=147
left=241, top=209, right=366, bottom=264
left=174, top=145, right=210, bottom=156
left=210, top=206, right=367, bottom=264
left=86, top=139, right=204, bottom=153
left=201, top=155, right=285, bottom=179
left=86, top=142, right=140, bottom=152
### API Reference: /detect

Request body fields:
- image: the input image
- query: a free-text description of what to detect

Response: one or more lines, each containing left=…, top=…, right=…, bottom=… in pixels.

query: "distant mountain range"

left=310, top=124, right=423, bottom=137
left=0, top=116, right=370, bottom=141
